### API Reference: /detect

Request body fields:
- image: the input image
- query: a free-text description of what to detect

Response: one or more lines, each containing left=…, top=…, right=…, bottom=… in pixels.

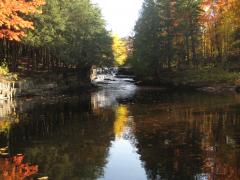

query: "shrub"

left=0, top=61, right=9, bottom=76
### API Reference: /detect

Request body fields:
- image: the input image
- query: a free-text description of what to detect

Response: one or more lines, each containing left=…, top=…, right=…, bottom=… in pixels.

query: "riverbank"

left=0, top=71, right=95, bottom=99
left=135, top=67, right=240, bottom=93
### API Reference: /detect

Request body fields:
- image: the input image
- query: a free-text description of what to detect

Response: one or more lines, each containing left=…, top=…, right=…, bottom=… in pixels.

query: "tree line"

left=0, top=0, right=113, bottom=76
left=131, top=0, right=240, bottom=78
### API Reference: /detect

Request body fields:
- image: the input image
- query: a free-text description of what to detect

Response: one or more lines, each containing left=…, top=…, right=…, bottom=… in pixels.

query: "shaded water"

left=1, top=79, right=240, bottom=179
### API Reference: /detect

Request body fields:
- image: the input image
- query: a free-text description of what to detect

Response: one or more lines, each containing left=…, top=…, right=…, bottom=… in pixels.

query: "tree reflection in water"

left=130, top=92, right=240, bottom=180
left=114, top=105, right=129, bottom=138
left=0, top=96, right=116, bottom=179
left=0, top=91, right=240, bottom=179
left=0, top=153, right=38, bottom=179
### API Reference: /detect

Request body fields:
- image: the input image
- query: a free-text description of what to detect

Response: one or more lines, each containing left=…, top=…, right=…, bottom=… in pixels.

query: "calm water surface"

left=1, top=80, right=240, bottom=179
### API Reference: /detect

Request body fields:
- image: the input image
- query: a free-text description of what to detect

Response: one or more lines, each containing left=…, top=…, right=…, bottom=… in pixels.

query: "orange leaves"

left=200, top=0, right=231, bottom=24
left=200, top=0, right=239, bottom=39
left=0, top=153, right=38, bottom=179
left=0, top=0, right=45, bottom=41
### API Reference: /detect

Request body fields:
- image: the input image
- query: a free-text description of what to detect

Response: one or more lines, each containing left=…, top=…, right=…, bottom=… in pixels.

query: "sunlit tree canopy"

left=112, top=34, right=128, bottom=66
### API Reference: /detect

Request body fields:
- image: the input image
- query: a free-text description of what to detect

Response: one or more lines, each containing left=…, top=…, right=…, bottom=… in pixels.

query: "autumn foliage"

left=132, top=0, right=240, bottom=78
left=0, top=0, right=45, bottom=41
left=0, top=0, right=113, bottom=74
left=112, top=34, right=127, bottom=66
left=0, top=154, right=38, bottom=179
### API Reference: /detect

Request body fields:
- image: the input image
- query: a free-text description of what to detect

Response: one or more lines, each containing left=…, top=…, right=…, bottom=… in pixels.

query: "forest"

left=131, top=0, right=240, bottom=85
left=0, top=0, right=240, bottom=87
left=0, top=0, right=113, bottom=77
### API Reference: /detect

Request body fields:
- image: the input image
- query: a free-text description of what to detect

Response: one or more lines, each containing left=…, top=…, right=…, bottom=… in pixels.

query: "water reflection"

left=0, top=96, right=115, bottom=179
left=9, top=97, right=115, bottom=179
left=0, top=153, right=38, bottom=179
left=102, top=104, right=147, bottom=180
left=91, top=81, right=147, bottom=179
left=101, top=138, right=147, bottom=180
left=91, top=79, right=137, bottom=109
left=130, top=92, right=240, bottom=180
left=114, top=105, right=129, bottom=138
left=0, top=84, right=240, bottom=179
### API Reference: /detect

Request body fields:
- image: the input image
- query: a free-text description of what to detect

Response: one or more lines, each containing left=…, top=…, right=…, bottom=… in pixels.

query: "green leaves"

left=131, top=0, right=203, bottom=77
left=24, top=0, right=113, bottom=69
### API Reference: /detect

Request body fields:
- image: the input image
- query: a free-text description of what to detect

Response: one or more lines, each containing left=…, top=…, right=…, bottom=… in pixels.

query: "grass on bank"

left=139, top=67, right=240, bottom=87
left=172, top=67, right=240, bottom=85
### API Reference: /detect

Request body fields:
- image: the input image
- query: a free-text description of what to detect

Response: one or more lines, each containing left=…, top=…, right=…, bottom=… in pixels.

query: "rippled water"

left=1, top=78, right=240, bottom=179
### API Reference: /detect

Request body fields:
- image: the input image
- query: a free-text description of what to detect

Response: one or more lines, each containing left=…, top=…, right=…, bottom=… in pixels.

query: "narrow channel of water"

left=0, top=77, right=240, bottom=179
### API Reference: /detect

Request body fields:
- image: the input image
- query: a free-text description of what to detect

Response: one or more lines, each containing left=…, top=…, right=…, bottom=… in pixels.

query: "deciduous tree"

left=0, top=0, right=45, bottom=41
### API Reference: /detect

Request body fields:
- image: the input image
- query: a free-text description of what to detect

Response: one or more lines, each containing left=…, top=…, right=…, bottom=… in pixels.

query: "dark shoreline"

left=136, top=79, right=238, bottom=93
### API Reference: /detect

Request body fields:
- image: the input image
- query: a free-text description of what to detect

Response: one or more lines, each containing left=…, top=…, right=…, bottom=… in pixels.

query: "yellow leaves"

left=200, top=0, right=240, bottom=56
left=114, top=105, right=129, bottom=138
left=0, top=0, right=45, bottom=41
left=0, top=120, right=11, bottom=133
left=0, top=62, right=9, bottom=76
left=200, top=0, right=238, bottom=25
left=112, top=34, right=128, bottom=66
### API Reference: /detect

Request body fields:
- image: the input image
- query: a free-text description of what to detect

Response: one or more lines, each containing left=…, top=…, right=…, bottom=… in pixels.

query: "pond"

left=0, top=78, right=240, bottom=179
